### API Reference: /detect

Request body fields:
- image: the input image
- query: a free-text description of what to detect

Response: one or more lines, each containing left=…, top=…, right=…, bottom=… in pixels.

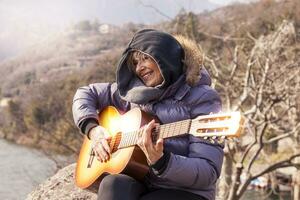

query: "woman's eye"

left=133, top=60, right=138, bottom=65
left=144, top=55, right=149, bottom=60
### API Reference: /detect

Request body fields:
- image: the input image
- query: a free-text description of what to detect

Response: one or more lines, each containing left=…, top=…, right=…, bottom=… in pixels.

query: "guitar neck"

left=117, top=111, right=243, bottom=149
left=118, top=119, right=191, bottom=149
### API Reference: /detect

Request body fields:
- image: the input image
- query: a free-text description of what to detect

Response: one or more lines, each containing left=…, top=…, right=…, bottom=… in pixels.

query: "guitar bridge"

left=87, top=149, right=95, bottom=168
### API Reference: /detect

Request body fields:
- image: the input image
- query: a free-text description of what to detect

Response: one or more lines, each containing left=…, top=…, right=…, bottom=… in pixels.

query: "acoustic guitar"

left=75, top=106, right=244, bottom=188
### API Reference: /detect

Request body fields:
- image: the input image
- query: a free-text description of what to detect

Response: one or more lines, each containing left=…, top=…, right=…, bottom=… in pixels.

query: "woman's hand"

left=89, top=126, right=111, bottom=163
left=137, top=120, right=164, bottom=165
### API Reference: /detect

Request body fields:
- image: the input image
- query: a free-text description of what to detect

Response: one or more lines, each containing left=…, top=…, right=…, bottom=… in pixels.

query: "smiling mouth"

left=141, top=71, right=153, bottom=81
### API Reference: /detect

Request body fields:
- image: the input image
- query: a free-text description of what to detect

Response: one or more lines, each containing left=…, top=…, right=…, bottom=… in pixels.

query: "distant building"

left=0, top=98, right=11, bottom=107
left=98, top=24, right=110, bottom=34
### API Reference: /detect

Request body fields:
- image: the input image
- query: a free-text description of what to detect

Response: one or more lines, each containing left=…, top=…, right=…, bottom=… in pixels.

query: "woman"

left=72, top=29, right=223, bottom=200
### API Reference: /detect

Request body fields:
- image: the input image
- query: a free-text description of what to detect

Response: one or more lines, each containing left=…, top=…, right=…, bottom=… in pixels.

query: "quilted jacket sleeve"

left=72, top=82, right=131, bottom=132
left=152, top=87, right=224, bottom=189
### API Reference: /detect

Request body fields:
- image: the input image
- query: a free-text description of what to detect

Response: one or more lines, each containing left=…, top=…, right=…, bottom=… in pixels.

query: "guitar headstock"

left=190, top=112, right=244, bottom=139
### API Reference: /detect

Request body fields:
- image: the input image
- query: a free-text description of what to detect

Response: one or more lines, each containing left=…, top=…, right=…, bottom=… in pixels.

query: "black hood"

left=116, top=29, right=184, bottom=104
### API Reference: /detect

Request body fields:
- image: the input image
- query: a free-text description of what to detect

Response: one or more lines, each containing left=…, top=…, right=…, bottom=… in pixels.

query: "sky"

left=0, top=0, right=254, bottom=29
left=0, top=0, right=255, bottom=60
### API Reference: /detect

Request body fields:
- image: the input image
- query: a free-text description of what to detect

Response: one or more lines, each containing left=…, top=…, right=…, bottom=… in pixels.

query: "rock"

left=26, top=163, right=98, bottom=200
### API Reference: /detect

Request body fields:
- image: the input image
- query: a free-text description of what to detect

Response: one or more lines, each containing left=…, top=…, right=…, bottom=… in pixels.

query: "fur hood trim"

left=174, top=35, right=204, bottom=86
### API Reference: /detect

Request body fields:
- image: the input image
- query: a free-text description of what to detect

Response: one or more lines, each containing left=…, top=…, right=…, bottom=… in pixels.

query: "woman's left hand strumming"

left=137, top=119, right=164, bottom=165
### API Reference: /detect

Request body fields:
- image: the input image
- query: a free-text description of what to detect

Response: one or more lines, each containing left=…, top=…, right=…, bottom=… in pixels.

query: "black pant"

left=98, top=174, right=206, bottom=200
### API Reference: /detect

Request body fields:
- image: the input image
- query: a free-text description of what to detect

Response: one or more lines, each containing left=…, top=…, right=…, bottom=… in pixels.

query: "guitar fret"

left=130, top=132, right=134, bottom=147
left=134, top=131, right=137, bottom=144
left=171, top=123, right=175, bottom=137
left=124, top=133, right=128, bottom=147
left=176, top=122, right=179, bottom=134
left=131, top=131, right=136, bottom=146
left=126, top=132, right=130, bottom=147
left=121, top=136, right=126, bottom=148
left=169, top=123, right=172, bottom=137
left=161, top=125, right=165, bottom=138
left=158, top=126, right=162, bottom=139
left=118, top=136, right=124, bottom=149
left=158, top=119, right=190, bottom=139
left=123, top=133, right=128, bottom=148
left=179, top=120, right=182, bottom=136
left=167, top=123, right=171, bottom=138
left=129, top=132, right=133, bottom=146
left=171, top=123, right=175, bottom=136
left=128, top=131, right=133, bottom=146
left=128, top=131, right=135, bottom=147
left=134, top=130, right=138, bottom=145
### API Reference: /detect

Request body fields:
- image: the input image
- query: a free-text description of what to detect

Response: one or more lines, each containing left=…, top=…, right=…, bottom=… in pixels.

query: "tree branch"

left=252, top=154, right=300, bottom=179
left=137, top=0, right=172, bottom=20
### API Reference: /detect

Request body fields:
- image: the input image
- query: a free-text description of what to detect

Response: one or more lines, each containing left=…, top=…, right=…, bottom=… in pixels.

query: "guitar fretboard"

left=118, top=119, right=192, bottom=149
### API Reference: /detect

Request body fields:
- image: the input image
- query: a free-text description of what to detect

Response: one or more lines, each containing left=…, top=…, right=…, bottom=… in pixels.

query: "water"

left=0, top=139, right=59, bottom=200
left=242, top=190, right=291, bottom=200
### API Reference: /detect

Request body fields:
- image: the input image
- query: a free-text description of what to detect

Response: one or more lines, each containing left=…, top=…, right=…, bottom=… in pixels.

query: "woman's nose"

left=136, top=60, right=145, bottom=72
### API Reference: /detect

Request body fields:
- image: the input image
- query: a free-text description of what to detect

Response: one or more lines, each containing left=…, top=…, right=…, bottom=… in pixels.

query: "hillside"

left=0, top=24, right=138, bottom=97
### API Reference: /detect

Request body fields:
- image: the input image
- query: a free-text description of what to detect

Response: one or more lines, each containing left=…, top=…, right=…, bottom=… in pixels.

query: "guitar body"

left=75, top=106, right=153, bottom=189
left=75, top=106, right=244, bottom=189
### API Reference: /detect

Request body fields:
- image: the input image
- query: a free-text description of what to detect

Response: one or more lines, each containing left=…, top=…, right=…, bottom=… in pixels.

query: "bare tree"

left=204, top=20, right=300, bottom=200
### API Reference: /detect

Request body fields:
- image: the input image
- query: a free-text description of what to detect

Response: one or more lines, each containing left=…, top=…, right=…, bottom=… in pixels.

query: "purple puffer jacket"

left=72, top=68, right=223, bottom=200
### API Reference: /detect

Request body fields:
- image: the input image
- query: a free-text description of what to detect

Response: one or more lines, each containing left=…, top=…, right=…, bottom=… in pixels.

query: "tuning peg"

left=209, top=138, right=215, bottom=144
left=203, top=136, right=208, bottom=140
left=217, top=137, right=225, bottom=144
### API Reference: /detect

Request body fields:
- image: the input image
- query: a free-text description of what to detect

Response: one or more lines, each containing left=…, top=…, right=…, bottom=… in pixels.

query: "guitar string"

left=118, top=120, right=191, bottom=148
left=110, top=119, right=190, bottom=148
left=119, top=119, right=228, bottom=148
left=114, top=123, right=226, bottom=148
left=109, top=119, right=228, bottom=148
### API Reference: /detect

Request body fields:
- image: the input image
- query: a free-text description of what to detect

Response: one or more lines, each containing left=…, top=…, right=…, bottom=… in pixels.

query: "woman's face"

left=131, top=53, right=163, bottom=87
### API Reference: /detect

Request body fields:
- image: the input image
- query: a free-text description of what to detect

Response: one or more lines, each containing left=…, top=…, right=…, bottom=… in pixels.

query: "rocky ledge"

left=26, top=163, right=98, bottom=200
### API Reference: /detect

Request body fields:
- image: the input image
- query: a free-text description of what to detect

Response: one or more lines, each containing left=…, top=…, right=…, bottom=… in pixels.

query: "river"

left=242, top=190, right=291, bottom=200
left=0, top=139, right=66, bottom=200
